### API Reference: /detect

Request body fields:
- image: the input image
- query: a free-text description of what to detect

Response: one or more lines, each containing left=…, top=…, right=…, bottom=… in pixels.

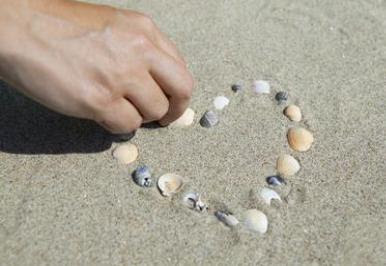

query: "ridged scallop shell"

left=243, top=209, right=268, bottom=234
left=112, top=143, right=138, bottom=164
left=276, top=154, right=300, bottom=177
left=284, top=105, right=302, bottom=122
left=213, top=96, right=230, bottom=110
left=260, top=188, right=282, bottom=205
left=287, top=127, right=314, bottom=152
left=157, top=173, right=184, bottom=197
left=215, top=211, right=239, bottom=227
left=253, top=80, right=270, bottom=94
left=169, top=108, right=195, bottom=128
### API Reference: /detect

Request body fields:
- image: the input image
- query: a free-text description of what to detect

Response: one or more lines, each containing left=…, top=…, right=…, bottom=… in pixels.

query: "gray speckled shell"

left=200, top=111, right=219, bottom=128
left=132, top=166, right=152, bottom=187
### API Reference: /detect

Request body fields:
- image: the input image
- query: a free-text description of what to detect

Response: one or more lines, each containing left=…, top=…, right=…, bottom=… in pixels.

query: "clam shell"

left=260, top=188, right=281, bottom=205
left=200, top=111, right=219, bottom=128
left=169, top=108, right=195, bottom=128
left=276, top=154, right=300, bottom=177
left=215, top=211, right=239, bottom=227
left=287, top=127, right=314, bottom=152
left=112, top=143, right=138, bottom=164
left=253, top=80, right=270, bottom=94
left=243, top=209, right=268, bottom=234
left=132, top=166, right=152, bottom=187
left=182, top=192, right=208, bottom=212
left=266, top=175, right=286, bottom=186
left=157, top=173, right=184, bottom=197
left=284, top=105, right=302, bottom=122
left=213, top=96, right=230, bottom=110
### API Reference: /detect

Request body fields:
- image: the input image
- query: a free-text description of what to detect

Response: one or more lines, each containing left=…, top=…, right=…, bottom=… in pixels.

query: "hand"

left=0, top=0, right=193, bottom=133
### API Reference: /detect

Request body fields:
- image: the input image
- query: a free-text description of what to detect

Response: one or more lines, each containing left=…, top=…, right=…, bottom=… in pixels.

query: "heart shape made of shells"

left=112, top=80, right=314, bottom=235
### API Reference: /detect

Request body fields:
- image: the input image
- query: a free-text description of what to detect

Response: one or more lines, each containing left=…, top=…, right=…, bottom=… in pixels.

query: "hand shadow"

left=0, top=80, right=117, bottom=155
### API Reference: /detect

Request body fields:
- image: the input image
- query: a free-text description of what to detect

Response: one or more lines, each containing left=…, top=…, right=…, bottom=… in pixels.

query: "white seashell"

left=157, top=173, right=184, bottom=197
left=276, top=154, right=300, bottom=177
left=215, top=211, right=239, bottom=227
left=287, top=127, right=314, bottom=152
left=213, top=96, right=230, bottom=110
left=169, top=108, right=195, bottom=128
left=200, top=111, right=219, bottom=128
left=260, top=188, right=282, bottom=205
left=243, top=209, right=268, bottom=234
left=253, top=80, right=270, bottom=94
left=284, top=105, right=302, bottom=122
left=112, top=143, right=138, bottom=164
left=182, top=192, right=208, bottom=212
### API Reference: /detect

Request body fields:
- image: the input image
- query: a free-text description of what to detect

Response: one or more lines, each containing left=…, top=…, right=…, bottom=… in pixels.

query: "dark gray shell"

left=200, top=111, right=219, bottom=128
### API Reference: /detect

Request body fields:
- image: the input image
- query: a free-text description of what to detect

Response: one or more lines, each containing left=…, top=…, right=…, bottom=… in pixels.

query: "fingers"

left=146, top=48, right=194, bottom=126
left=96, top=98, right=142, bottom=134
left=123, top=74, right=169, bottom=123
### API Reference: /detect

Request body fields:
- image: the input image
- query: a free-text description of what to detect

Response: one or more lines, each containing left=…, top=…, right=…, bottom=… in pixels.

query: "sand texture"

left=1, top=0, right=385, bottom=265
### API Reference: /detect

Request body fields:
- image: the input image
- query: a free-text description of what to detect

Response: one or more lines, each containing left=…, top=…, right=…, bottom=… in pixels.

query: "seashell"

left=157, top=173, right=184, bottom=197
left=231, top=84, right=243, bottom=92
left=132, top=166, right=152, bottom=187
left=182, top=192, right=208, bottom=212
left=243, top=209, right=268, bottom=234
left=213, top=96, right=230, bottom=110
left=112, top=143, right=138, bottom=164
left=115, top=130, right=136, bottom=141
left=287, top=127, right=314, bottom=152
left=200, top=111, right=219, bottom=128
left=275, top=91, right=289, bottom=104
left=253, top=80, right=270, bottom=94
left=276, top=154, right=300, bottom=177
left=214, top=211, right=239, bottom=227
left=266, top=175, right=286, bottom=186
left=169, top=108, right=195, bottom=128
left=284, top=105, right=302, bottom=122
left=260, top=188, right=282, bottom=205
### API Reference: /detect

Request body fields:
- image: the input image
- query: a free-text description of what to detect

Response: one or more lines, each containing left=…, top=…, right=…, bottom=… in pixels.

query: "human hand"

left=0, top=0, right=193, bottom=133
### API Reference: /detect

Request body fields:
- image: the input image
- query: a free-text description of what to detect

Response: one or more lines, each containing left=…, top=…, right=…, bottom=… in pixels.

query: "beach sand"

left=1, top=0, right=385, bottom=265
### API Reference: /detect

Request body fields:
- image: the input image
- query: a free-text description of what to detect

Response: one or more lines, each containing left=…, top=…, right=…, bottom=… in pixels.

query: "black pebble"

left=275, top=91, right=289, bottom=104
left=231, top=84, right=242, bottom=92
left=114, top=131, right=136, bottom=142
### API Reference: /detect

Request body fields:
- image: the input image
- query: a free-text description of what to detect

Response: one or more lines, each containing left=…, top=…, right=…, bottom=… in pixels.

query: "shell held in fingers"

left=112, top=143, right=138, bottom=164
left=284, top=105, right=302, bottom=122
left=157, top=173, right=184, bottom=197
left=169, top=108, right=195, bottom=128
left=260, top=188, right=282, bottom=205
left=132, top=166, right=152, bottom=187
left=215, top=211, right=239, bottom=227
left=243, top=209, right=268, bottom=234
left=276, top=154, right=300, bottom=177
left=287, top=127, right=314, bottom=152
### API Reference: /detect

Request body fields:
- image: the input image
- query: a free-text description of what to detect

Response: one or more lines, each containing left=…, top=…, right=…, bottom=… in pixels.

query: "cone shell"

left=276, top=154, right=300, bottom=177
left=112, top=143, right=138, bottom=164
left=287, top=127, right=314, bottom=152
left=157, top=173, right=184, bottom=197
left=284, top=105, right=302, bottom=122
left=243, top=209, right=268, bottom=234
left=169, top=108, right=195, bottom=128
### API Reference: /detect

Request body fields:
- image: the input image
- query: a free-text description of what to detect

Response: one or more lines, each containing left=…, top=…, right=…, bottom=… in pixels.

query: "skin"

left=0, top=0, right=194, bottom=133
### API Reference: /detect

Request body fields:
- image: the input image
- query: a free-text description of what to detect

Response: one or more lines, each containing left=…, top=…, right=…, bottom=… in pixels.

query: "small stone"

left=275, top=91, right=289, bottom=104
left=213, top=96, right=230, bottom=110
left=266, top=175, right=286, bottom=186
left=276, top=154, right=300, bottom=177
left=215, top=211, right=239, bottom=227
left=114, top=131, right=136, bottom=141
left=284, top=105, right=302, bottom=122
left=112, top=143, right=138, bottom=164
left=231, top=84, right=243, bottom=92
left=200, top=111, right=219, bottom=128
left=243, top=209, right=268, bottom=234
left=253, top=80, right=270, bottom=94
left=132, top=166, right=152, bottom=187
left=287, top=127, right=314, bottom=152
left=169, top=108, right=195, bottom=128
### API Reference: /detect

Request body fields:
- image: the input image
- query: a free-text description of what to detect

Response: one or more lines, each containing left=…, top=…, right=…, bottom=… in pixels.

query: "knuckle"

left=132, top=34, right=153, bottom=53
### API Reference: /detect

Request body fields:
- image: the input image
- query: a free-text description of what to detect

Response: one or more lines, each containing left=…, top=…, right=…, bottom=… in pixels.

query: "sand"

left=1, top=0, right=385, bottom=265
